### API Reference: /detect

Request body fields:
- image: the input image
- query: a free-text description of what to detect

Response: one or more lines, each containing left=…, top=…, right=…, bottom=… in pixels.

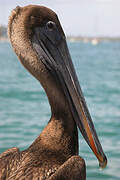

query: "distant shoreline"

left=0, top=37, right=9, bottom=42
left=67, top=36, right=120, bottom=42
left=1, top=36, right=120, bottom=43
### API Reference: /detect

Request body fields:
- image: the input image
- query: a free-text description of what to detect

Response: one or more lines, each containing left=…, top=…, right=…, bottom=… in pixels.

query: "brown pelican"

left=0, top=5, right=107, bottom=180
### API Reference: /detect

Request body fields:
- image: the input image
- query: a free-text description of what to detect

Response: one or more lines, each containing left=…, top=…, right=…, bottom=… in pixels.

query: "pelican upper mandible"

left=0, top=5, right=107, bottom=180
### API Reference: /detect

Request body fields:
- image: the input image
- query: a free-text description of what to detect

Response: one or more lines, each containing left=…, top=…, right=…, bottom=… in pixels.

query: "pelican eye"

left=46, top=21, right=56, bottom=31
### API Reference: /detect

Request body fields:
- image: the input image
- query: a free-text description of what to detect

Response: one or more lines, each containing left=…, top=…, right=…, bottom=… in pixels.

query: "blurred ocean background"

left=0, top=40, right=120, bottom=179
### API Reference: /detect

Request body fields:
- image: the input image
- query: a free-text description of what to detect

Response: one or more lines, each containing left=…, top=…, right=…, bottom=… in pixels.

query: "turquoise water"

left=0, top=41, right=120, bottom=179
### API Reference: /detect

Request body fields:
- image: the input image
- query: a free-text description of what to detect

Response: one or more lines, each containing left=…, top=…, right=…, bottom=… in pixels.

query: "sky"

left=0, top=0, right=120, bottom=37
